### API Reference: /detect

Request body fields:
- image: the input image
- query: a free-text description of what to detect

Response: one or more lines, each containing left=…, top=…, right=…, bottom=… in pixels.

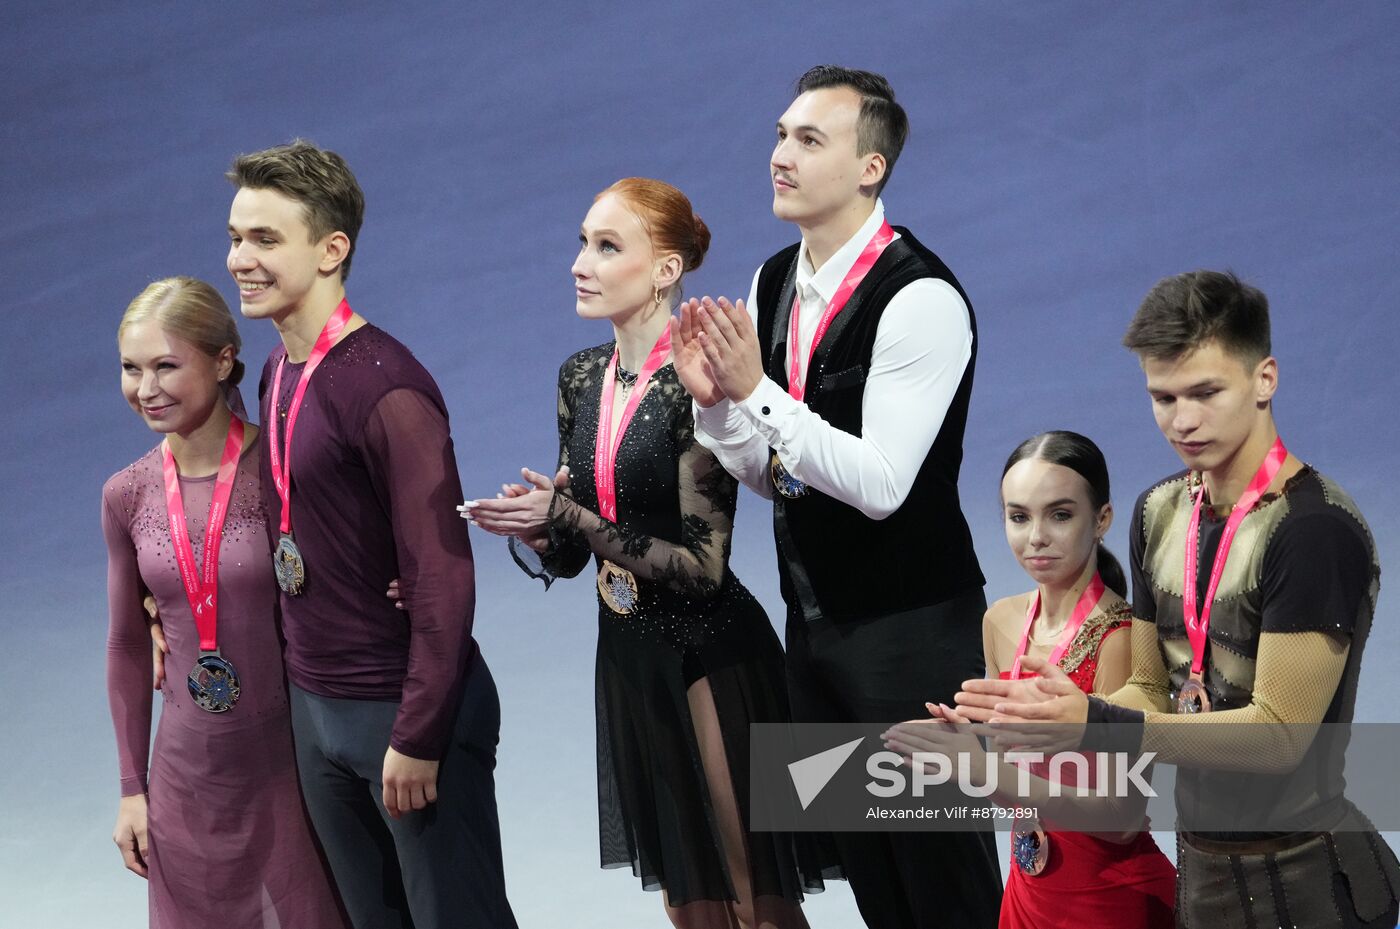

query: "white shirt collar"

left=796, top=198, right=887, bottom=302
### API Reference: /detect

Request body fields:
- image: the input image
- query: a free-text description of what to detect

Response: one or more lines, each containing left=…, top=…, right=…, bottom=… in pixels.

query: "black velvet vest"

left=755, top=228, right=984, bottom=622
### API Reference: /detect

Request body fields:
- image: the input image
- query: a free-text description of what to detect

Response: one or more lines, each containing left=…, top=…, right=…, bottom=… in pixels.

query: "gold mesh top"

left=1135, top=466, right=1378, bottom=716
left=1127, top=465, right=1381, bottom=834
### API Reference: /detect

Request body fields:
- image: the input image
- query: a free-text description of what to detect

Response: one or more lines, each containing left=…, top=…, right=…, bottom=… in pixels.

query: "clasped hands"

left=670, top=296, right=766, bottom=407
left=456, top=465, right=571, bottom=552
left=883, top=657, right=1093, bottom=770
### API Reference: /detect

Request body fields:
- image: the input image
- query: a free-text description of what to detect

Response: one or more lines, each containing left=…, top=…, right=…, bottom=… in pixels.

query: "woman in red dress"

left=887, top=430, right=1174, bottom=928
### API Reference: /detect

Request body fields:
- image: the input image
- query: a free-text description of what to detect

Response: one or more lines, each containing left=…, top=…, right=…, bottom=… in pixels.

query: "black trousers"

left=786, top=588, right=1003, bottom=929
left=289, top=653, right=517, bottom=929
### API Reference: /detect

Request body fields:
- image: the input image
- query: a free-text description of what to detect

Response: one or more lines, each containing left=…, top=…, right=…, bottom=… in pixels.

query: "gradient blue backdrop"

left=3, top=2, right=1397, bottom=925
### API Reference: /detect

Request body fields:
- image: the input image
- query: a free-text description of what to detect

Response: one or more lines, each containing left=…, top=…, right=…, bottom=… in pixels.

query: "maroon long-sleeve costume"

left=258, top=323, right=477, bottom=760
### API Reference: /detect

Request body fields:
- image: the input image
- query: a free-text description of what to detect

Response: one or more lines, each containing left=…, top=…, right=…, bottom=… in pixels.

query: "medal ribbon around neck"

left=1010, top=571, right=1106, bottom=680
left=594, top=326, right=672, bottom=523
left=1183, top=437, right=1288, bottom=676
left=268, top=299, right=353, bottom=534
left=787, top=219, right=895, bottom=400
left=161, top=416, right=245, bottom=652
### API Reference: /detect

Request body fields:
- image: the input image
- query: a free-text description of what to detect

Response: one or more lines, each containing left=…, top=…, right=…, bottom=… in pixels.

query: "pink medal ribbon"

left=594, top=326, right=673, bottom=523
left=161, top=416, right=246, bottom=712
left=1182, top=437, right=1288, bottom=677
left=1009, top=572, right=1107, bottom=680
left=787, top=220, right=895, bottom=400
left=268, top=299, right=353, bottom=536
left=1008, top=570, right=1106, bottom=874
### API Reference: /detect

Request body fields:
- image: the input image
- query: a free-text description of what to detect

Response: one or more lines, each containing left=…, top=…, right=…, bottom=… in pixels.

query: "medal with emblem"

left=597, top=560, right=640, bottom=615
left=591, top=328, right=672, bottom=616
left=1004, top=573, right=1102, bottom=872
left=267, top=299, right=354, bottom=598
left=162, top=416, right=247, bottom=714
left=1175, top=673, right=1212, bottom=714
left=1012, top=815, right=1049, bottom=876
left=187, top=650, right=242, bottom=713
left=274, top=533, right=306, bottom=595
left=1179, top=439, right=1287, bottom=718
left=770, top=451, right=808, bottom=498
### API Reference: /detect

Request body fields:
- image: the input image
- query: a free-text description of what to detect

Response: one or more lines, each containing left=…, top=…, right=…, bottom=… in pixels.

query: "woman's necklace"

left=615, top=364, right=639, bottom=396
left=1030, top=620, right=1069, bottom=645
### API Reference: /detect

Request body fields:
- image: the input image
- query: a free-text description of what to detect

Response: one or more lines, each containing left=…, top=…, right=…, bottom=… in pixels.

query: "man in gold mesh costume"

left=956, top=270, right=1399, bottom=928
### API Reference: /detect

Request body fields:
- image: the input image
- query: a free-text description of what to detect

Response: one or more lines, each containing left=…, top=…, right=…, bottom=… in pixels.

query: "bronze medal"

left=274, top=532, right=305, bottom=596
left=1179, top=440, right=1287, bottom=716
left=1175, top=674, right=1212, bottom=714
left=597, top=559, right=639, bottom=615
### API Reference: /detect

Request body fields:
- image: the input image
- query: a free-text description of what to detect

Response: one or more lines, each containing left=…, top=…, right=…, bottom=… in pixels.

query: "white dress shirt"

left=693, top=200, right=973, bottom=520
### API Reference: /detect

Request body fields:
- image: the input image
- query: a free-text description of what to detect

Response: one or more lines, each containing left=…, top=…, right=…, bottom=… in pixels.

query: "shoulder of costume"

left=102, top=445, right=162, bottom=507
left=1135, top=469, right=1192, bottom=513
left=1269, top=466, right=1375, bottom=549
left=560, top=341, right=613, bottom=376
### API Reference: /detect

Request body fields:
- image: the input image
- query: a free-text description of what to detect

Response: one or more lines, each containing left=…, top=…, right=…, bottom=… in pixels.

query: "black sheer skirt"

left=592, top=570, right=836, bottom=904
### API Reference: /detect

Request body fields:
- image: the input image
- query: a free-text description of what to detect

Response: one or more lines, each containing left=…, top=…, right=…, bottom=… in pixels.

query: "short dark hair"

left=795, top=65, right=908, bottom=195
left=1002, top=430, right=1127, bottom=598
left=227, top=140, right=365, bottom=280
left=1123, top=270, right=1271, bottom=366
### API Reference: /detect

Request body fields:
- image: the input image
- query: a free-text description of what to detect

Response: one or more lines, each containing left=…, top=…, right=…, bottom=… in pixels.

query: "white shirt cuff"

left=693, top=396, right=747, bottom=442
left=736, top=377, right=801, bottom=448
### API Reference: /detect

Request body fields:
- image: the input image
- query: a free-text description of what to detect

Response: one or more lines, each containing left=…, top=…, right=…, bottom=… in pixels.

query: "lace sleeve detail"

left=513, top=356, right=596, bottom=586
left=548, top=391, right=735, bottom=600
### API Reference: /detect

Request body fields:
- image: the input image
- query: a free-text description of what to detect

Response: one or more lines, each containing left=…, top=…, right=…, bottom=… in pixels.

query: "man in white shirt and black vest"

left=673, top=65, right=1002, bottom=929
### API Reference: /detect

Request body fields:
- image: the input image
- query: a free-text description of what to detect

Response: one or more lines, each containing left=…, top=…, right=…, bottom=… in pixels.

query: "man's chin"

left=772, top=199, right=804, bottom=223
left=1173, top=449, right=1218, bottom=473
left=239, top=302, right=280, bottom=320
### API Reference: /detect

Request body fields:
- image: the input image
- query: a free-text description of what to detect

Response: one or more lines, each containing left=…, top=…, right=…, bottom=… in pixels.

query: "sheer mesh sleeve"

left=547, top=400, right=736, bottom=601
left=1088, top=625, right=1132, bottom=696
left=1139, top=630, right=1349, bottom=772
left=103, top=487, right=153, bottom=798
left=361, top=388, right=476, bottom=761
left=1101, top=619, right=1174, bottom=713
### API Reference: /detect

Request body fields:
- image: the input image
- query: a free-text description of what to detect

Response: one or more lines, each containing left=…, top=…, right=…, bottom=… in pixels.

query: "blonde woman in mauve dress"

left=104, top=277, right=345, bottom=927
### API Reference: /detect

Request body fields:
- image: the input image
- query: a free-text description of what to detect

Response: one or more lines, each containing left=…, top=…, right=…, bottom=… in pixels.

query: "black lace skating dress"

left=513, top=343, right=830, bottom=905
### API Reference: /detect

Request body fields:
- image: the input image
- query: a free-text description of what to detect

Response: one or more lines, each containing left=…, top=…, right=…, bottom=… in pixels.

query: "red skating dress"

left=103, top=437, right=346, bottom=928
left=997, top=603, right=1175, bottom=929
